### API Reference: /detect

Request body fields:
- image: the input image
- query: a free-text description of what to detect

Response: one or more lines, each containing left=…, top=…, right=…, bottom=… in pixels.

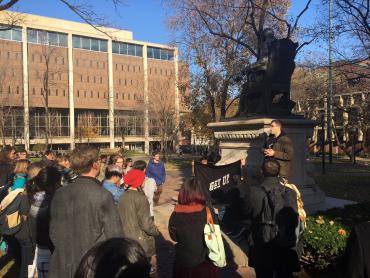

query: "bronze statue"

left=236, top=29, right=298, bottom=117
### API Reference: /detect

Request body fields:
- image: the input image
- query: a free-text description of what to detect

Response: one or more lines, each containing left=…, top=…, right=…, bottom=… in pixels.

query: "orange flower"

left=338, top=229, right=347, bottom=236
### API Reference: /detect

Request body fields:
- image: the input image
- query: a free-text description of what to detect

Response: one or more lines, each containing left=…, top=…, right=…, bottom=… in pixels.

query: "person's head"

left=125, top=158, right=133, bottom=168
left=270, top=120, right=283, bottom=137
left=56, top=154, right=71, bottom=169
left=105, top=165, right=123, bottom=185
left=151, top=151, right=160, bottom=163
left=200, top=156, right=208, bottom=165
left=70, top=146, right=100, bottom=177
left=34, top=166, right=61, bottom=195
left=132, top=160, right=146, bottom=171
left=74, top=237, right=150, bottom=278
left=178, top=177, right=206, bottom=205
left=17, top=149, right=27, bottom=160
left=262, top=158, right=280, bottom=177
left=112, top=154, right=125, bottom=168
left=123, top=169, right=145, bottom=190
left=0, top=145, right=16, bottom=163
left=44, top=150, right=55, bottom=161
left=14, top=159, right=30, bottom=175
left=100, top=154, right=107, bottom=164
left=27, top=162, right=45, bottom=181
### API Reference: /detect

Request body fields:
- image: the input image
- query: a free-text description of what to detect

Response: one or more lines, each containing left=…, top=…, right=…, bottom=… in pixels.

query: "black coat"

left=265, top=132, right=294, bottom=178
left=343, top=221, right=370, bottom=278
left=0, top=162, right=13, bottom=186
left=169, top=205, right=217, bottom=268
left=49, top=176, right=123, bottom=278
left=242, top=177, right=300, bottom=272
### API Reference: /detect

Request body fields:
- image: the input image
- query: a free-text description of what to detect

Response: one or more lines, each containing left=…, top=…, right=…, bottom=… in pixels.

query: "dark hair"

left=105, top=165, right=123, bottom=179
left=132, top=160, right=147, bottom=171
left=44, top=150, right=54, bottom=156
left=151, top=150, right=160, bottom=157
left=126, top=158, right=132, bottom=163
left=70, top=146, right=99, bottom=174
left=178, top=177, right=206, bottom=205
left=262, top=158, right=280, bottom=177
left=0, top=145, right=16, bottom=163
left=33, top=166, right=61, bottom=195
left=100, top=154, right=107, bottom=160
left=18, top=149, right=27, bottom=154
left=74, top=237, right=150, bottom=278
left=271, top=119, right=283, bottom=128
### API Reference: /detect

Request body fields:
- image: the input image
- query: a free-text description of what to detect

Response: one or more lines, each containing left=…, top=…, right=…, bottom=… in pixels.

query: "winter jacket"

left=49, top=176, right=123, bottom=278
left=102, top=180, right=124, bottom=205
left=56, top=165, right=78, bottom=186
left=41, top=156, right=56, bottom=168
left=118, top=189, right=159, bottom=257
left=146, top=159, right=166, bottom=186
left=242, top=177, right=300, bottom=272
left=28, top=191, right=54, bottom=251
left=142, top=177, right=157, bottom=217
left=11, top=173, right=27, bottom=191
left=343, top=221, right=370, bottom=278
left=264, top=132, right=294, bottom=178
left=168, top=204, right=217, bottom=268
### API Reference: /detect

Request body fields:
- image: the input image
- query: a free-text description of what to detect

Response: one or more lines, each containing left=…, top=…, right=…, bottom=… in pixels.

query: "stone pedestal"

left=208, top=117, right=325, bottom=214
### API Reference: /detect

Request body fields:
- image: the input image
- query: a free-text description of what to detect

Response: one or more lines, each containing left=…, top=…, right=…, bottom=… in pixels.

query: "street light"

left=348, top=125, right=357, bottom=164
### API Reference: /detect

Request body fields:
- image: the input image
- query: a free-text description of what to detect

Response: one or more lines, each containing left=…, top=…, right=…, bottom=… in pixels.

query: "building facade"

left=0, top=12, right=183, bottom=153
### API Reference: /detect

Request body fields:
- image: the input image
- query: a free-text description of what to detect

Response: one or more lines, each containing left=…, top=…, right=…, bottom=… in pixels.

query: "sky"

left=11, top=0, right=328, bottom=61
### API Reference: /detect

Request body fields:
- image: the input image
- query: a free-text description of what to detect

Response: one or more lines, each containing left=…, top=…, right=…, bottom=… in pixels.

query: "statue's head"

left=263, top=28, right=275, bottom=41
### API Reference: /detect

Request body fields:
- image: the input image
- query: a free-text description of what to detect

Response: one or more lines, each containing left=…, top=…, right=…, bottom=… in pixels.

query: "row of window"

left=113, top=42, right=142, bottom=57
left=0, top=26, right=22, bottom=42
left=75, top=59, right=106, bottom=69
left=147, top=47, right=174, bottom=61
left=73, top=35, right=107, bottom=52
left=27, top=28, right=67, bottom=47
left=0, top=86, right=21, bottom=95
left=31, top=88, right=67, bottom=97
left=115, top=63, right=141, bottom=73
left=1, top=27, right=175, bottom=61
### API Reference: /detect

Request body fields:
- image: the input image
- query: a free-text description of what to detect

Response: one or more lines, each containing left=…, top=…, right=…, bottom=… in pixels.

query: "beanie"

left=123, top=169, right=145, bottom=188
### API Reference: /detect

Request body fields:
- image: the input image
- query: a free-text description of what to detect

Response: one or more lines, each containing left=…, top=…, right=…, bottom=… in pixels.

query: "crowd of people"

left=0, top=146, right=165, bottom=278
left=0, top=119, right=368, bottom=278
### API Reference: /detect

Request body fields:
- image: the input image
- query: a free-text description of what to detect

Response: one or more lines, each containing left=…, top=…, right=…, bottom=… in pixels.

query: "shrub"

left=302, top=215, right=349, bottom=271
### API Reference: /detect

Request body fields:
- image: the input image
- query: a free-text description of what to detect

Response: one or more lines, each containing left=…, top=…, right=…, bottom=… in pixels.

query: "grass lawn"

left=314, top=174, right=370, bottom=202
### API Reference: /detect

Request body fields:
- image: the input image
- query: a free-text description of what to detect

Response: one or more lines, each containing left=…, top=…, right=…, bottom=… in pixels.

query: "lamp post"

left=321, top=112, right=326, bottom=174
left=348, top=126, right=357, bottom=164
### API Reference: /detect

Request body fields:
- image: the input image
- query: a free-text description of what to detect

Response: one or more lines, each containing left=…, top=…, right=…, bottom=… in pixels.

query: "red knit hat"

left=123, top=169, right=145, bottom=188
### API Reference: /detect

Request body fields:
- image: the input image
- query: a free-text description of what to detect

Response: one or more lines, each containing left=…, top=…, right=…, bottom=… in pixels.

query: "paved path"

left=152, top=169, right=255, bottom=278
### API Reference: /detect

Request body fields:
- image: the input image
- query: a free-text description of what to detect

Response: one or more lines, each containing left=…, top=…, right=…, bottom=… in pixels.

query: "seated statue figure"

left=236, top=29, right=298, bottom=117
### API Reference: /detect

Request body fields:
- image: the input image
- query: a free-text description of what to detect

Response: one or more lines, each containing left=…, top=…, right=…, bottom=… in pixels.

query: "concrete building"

left=0, top=12, right=184, bottom=153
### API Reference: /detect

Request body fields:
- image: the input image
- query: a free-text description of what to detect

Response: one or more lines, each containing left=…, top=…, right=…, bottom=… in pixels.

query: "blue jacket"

left=102, top=180, right=124, bottom=205
left=11, top=173, right=27, bottom=191
left=146, top=159, right=166, bottom=186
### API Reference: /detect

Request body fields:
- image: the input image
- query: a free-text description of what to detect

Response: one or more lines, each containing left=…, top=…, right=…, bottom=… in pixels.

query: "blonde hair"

left=14, top=159, right=30, bottom=174
left=280, top=178, right=307, bottom=222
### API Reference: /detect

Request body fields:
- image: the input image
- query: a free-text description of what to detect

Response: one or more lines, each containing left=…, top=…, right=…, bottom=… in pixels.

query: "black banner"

left=194, top=160, right=241, bottom=203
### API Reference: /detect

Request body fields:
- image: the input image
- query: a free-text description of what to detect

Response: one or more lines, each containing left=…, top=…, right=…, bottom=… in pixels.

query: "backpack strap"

left=206, top=207, right=215, bottom=230
left=0, top=188, right=24, bottom=211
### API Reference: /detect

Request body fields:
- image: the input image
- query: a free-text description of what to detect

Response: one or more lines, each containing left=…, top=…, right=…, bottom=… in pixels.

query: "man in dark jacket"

left=49, top=146, right=123, bottom=278
left=242, top=159, right=300, bottom=278
left=264, top=120, right=294, bottom=178
left=41, top=150, right=56, bottom=167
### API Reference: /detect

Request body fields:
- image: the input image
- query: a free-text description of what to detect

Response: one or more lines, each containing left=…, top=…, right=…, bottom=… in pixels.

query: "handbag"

left=204, top=207, right=227, bottom=267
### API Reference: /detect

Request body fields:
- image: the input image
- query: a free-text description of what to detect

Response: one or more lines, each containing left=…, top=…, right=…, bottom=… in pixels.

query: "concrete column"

left=143, top=44, right=149, bottom=155
left=67, top=33, right=75, bottom=150
left=107, top=39, right=115, bottom=149
left=343, top=110, right=349, bottom=142
left=174, top=48, right=180, bottom=147
left=21, top=27, right=30, bottom=151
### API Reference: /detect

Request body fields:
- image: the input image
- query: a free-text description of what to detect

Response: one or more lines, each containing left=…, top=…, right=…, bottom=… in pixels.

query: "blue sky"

left=12, top=0, right=327, bottom=61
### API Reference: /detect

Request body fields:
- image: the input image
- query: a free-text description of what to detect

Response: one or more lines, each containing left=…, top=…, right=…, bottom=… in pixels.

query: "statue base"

left=208, top=117, right=325, bottom=214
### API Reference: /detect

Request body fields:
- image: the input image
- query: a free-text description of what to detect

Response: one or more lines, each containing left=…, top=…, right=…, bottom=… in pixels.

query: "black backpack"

left=0, top=189, right=24, bottom=235
left=256, top=186, right=298, bottom=248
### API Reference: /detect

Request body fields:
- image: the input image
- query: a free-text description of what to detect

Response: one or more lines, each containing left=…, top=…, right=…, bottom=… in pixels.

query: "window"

left=77, top=90, right=80, bottom=97
left=27, top=28, right=67, bottom=46
left=63, top=89, right=66, bottom=97
left=147, top=46, right=174, bottom=61
left=128, top=94, right=130, bottom=100
left=32, top=88, right=35, bottom=95
left=72, top=35, right=108, bottom=52
left=91, top=91, right=93, bottom=98
left=0, top=26, right=22, bottom=42
left=112, top=41, right=143, bottom=57
left=56, top=89, right=58, bottom=96
left=16, top=87, right=19, bottom=94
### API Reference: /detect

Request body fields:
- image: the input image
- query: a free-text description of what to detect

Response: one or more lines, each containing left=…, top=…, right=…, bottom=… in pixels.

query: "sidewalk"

left=153, top=169, right=254, bottom=278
